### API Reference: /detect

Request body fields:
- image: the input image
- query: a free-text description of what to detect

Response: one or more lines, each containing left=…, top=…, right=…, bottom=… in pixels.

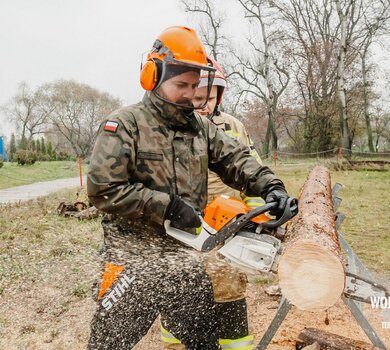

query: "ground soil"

left=1, top=278, right=389, bottom=350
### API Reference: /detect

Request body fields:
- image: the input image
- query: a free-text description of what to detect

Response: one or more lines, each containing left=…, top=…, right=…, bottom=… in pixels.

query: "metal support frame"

left=255, top=297, right=292, bottom=350
left=255, top=183, right=388, bottom=350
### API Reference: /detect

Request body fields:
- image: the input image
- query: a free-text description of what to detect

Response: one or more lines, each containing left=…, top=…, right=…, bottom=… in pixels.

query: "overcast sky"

left=0, top=0, right=192, bottom=137
left=1, top=0, right=389, bottom=139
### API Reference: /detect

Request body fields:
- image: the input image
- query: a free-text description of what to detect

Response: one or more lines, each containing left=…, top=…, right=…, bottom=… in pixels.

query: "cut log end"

left=278, top=240, right=345, bottom=310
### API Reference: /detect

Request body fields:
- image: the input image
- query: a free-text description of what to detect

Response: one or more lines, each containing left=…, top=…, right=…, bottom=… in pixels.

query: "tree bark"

left=278, top=165, right=345, bottom=310
left=263, top=115, right=271, bottom=156
left=361, top=38, right=375, bottom=153
left=335, top=0, right=351, bottom=155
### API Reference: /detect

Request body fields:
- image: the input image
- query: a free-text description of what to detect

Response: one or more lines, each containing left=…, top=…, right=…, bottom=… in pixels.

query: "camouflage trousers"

left=160, top=251, right=252, bottom=350
left=87, top=218, right=221, bottom=350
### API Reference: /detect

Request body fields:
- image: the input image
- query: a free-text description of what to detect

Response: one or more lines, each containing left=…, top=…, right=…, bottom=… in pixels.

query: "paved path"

left=0, top=176, right=86, bottom=204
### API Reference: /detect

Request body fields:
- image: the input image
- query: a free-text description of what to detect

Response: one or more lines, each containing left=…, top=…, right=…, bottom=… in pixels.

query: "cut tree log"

left=297, top=328, right=383, bottom=350
left=278, top=165, right=345, bottom=310
left=299, top=342, right=320, bottom=350
left=74, top=206, right=100, bottom=220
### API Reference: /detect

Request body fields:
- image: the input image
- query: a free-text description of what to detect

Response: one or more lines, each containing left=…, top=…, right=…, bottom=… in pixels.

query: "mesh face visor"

left=154, top=59, right=216, bottom=110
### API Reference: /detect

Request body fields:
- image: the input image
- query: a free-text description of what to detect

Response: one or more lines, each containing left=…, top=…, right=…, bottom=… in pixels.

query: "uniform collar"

left=143, top=92, right=201, bottom=133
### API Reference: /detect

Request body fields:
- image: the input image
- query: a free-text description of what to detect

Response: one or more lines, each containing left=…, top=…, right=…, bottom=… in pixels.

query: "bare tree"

left=181, top=0, right=390, bottom=154
left=335, top=0, right=351, bottom=152
left=181, top=0, right=227, bottom=61
left=270, top=0, right=390, bottom=153
left=359, top=0, right=390, bottom=152
left=2, top=82, right=50, bottom=140
left=226, top=0, right=290, bottom=155
left=41, top=80, right=121, bottom=159
left=372, top=108, right=390, bottom=150
left=270, top=0, right=342, bottom=152
left=335, top=0, right=390, bottom=153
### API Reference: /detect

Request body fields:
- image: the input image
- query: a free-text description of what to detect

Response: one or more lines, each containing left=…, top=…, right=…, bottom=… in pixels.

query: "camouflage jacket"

left=87, top=92, right=283, bottom=228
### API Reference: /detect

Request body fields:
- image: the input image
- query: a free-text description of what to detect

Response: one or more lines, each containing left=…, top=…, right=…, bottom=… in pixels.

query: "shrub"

left=14, top=150, right=38, bottom=165
left=37, top=153, right=51, bottom=162
left=0, top=157, right=3, bottom=169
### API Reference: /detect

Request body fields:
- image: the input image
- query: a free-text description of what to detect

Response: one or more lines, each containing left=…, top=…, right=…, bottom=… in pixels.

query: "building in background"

left=0, top=136, right=8, bottom=161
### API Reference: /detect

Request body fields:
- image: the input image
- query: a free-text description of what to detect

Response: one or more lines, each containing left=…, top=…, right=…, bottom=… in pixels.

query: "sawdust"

left=2, top=274, right=389, bottom=350
left=135, top=281, right=390, bottom=349
left=1, top=168, right=389, bottom=349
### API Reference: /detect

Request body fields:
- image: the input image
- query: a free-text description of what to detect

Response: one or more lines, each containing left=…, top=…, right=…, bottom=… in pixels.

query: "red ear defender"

left=140, top=60, right=158, bottom=91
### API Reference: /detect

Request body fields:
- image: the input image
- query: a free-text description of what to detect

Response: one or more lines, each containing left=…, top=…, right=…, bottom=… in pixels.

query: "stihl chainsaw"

left=164, top=195, right=298, bottom=275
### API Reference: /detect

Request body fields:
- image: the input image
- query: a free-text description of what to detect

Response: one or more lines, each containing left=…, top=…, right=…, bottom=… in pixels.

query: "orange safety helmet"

left=140, top=26, right=216, bottom=109
left=198, top=57, right=227, bottom=106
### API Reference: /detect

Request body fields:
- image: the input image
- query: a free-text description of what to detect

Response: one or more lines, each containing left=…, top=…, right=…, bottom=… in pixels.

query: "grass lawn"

left=0, top=161, right=88, bottom=189
left=0, top=163, right=389, bottom=348
left=0, top=189, right=101, bottom=348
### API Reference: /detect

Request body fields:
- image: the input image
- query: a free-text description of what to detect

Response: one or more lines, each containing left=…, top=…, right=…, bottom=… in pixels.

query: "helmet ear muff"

left=140, top=60, right=158, bottom=91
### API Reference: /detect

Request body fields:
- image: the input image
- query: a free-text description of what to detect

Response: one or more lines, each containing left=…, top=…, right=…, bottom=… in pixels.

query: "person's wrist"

left=262, top=184, right=287, bottom=199
left=149, top=191, right=171, bottom=225
left=164, top=194, right=177, bottom=220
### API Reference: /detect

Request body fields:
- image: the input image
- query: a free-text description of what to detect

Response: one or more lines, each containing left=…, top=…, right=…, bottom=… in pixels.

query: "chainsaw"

left=164, top=195, right=298, bottom=275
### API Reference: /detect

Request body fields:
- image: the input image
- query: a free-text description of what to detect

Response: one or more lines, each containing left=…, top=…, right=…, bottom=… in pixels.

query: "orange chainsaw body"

left=203, top=196, right=270, bottom=231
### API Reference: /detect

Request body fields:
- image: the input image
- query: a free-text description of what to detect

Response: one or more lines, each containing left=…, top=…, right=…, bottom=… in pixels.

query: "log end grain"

left=278, top=240, right=345, bottom=310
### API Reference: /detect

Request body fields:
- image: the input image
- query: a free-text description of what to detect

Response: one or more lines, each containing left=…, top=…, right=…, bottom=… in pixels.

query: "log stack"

left=278, top=165, right=345, bottom=310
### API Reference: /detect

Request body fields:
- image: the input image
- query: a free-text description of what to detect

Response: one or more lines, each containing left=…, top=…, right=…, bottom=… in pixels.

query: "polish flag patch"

left=104, top=121, right=119, bottom=133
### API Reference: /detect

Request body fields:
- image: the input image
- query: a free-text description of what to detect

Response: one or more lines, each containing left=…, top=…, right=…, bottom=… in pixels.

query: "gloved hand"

left=264, top=185, right=291, bottom=218
left=164, top=195, right=201, bottom=229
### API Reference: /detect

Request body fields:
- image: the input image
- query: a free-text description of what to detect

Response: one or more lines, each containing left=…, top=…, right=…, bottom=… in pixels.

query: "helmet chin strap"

left=207, top=105, right=221, bottom=121
left=214, top=105, right=221, bottom=116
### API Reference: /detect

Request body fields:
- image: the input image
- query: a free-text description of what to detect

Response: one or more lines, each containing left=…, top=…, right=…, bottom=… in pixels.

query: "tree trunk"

left=297, top=328, right=383, bottom=350
left=278, top=165, right=345, bottom=310
left=262, top=105, right=278, bottom=155
left=262, top=13, right=277, bottom=153
left=362, top=39, right=375, bottom=153
left=270, top=97, right=278, bottom=150
left=336, top=0, right=351, bottom=155
left=263, top=112, right=272, bottom=156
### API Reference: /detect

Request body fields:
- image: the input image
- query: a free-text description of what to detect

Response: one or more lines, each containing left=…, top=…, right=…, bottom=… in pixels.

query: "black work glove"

left=164, top=195, right=201, bottom=229
left=263, top=185, right=291, bottom=218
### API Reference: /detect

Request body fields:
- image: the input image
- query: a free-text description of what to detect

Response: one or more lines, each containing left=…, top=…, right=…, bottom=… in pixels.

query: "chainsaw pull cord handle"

left=260, top=197, right=298, bottom=229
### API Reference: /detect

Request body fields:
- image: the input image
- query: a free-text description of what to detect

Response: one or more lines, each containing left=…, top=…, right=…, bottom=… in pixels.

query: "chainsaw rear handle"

left=164, top=217, right=218, bottom=252
left=260, top=197, right=298, bottom=229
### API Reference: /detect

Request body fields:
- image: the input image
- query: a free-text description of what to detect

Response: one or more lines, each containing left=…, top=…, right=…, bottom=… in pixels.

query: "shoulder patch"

left=104, top=121, right=119, bottom=133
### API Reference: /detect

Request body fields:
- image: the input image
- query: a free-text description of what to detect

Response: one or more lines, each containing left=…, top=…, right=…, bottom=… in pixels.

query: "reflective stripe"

left=250, top=148, right=262, bottom=163
left=161, top=325, right=181, bottom=344
left=243, top=197, right=265, bottom=208
left=219, top=335, right=254, bottom=349
left=196, top=225, right=202, bottom=234
left=225, top=130, right=241, bottom=140
left=161, top=334, right=181, bottom=344
left=161, top=325, right=254, bottom=348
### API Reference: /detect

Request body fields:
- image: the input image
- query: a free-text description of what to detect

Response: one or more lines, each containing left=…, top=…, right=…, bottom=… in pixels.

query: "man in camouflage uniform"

left=87, top=26, right=294, bottom=350
left=161, top=59, right=265, bottom=349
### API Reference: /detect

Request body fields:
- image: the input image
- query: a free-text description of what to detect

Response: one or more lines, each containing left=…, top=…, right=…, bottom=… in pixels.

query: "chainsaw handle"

left=260, top=197, right=298, bottom=229
left=164, top=218, right=219, bottom=252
